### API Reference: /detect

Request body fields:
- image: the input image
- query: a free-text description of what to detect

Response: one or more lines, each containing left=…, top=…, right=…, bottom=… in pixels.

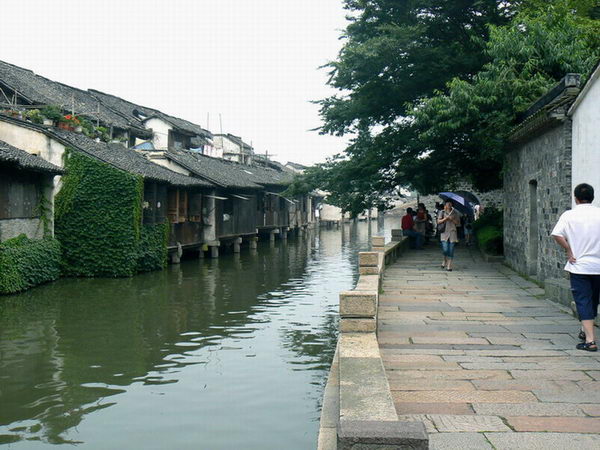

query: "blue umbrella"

left=439, top=192, right=474, bottom=217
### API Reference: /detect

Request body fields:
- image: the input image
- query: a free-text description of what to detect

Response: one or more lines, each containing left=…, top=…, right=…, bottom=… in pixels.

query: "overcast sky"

left=0, top=0, right=349, bottom=165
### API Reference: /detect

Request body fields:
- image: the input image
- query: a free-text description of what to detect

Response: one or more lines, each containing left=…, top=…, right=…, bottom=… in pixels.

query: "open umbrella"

left=439, top=192, right=474, bottom=217
left=454, top=190, right=480, bottom=206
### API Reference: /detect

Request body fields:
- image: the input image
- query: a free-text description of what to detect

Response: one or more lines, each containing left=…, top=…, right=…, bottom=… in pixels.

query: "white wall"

left=145, top=118, right=172, bottom=150
left=0, top=121, right=67, bottom=236
left=320, top=203, right=343, bottom=221
left=145, top=152, right=191, bottom=175
left=0, top=121, right=65, bottom=200
left=203, top=143, right=223, bottom=158
left=572, top=71, right=600, bottom=207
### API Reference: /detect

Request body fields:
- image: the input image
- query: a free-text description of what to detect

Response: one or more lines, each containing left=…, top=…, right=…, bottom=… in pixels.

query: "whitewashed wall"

left=145, top=118, right=171, bottom=150
left=571, top=70, right=600, bottom=207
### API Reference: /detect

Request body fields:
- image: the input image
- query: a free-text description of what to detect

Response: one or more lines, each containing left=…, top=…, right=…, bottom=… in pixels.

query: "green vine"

left=35, top=188, right=52, bottom=236
left=0, top=235, right=61, bottom=295
left=54, top=149, right=169, bottom=277
left=136, top=222, right=169, bottom=273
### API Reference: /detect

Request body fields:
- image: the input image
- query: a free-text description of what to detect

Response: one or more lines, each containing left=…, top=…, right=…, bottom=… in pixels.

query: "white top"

left=551, top=203, right=600, bottom=274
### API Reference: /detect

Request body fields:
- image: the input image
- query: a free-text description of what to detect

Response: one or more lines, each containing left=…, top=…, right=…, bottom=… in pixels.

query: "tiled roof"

left=0, top=60, right=147, bottom=135
left=0, top=139, right=63, bottom=174
left=166, top=150, right=293, bottom=190
left=166, top=150, right=262, bottom=189
left=0, top=114, right=211, bottom=187
left=89, top=89, right=212, bottom=139
left=51, top=129, right=213, bottom=187
left=215, top=133, right=253, bottom=151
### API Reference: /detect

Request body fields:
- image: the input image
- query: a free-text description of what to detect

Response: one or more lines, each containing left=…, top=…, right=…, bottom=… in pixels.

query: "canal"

left=0, top=220, right=398, bottom=449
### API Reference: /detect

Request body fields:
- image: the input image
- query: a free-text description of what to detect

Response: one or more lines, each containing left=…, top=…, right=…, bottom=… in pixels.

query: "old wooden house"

left=213, top=133, right=254, bottom=164
left=0, top=140, right=63, bottom=241
left=149, top=149, right=263, bottom=254
left=0, top=113, right=215, bottom=269
left=87, top=89, right=218, bottom=156
left=0, top=60, right=151, bottom=144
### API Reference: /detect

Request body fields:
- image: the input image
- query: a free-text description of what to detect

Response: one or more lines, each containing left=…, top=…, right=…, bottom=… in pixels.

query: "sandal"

left=579, top=330, right=586, bottom=341
left=446, top=268, right=453, bottom=272
left=576, top=341, right=598, bottom=352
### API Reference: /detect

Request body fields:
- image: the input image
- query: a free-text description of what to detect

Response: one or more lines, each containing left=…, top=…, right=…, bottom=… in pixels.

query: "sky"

left=0, top=0, right=350, bottom=165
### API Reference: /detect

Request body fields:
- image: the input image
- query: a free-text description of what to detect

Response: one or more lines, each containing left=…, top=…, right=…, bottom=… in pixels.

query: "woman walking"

left=437, top=200, right=460, bottom=271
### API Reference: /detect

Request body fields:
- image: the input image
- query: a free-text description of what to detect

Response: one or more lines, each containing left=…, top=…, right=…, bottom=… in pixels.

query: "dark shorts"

left=570, top=273, right=600, bottom=321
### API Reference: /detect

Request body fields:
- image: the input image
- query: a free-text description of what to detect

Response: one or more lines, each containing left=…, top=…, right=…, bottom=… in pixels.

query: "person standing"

left=401, top=207, right=423, bottom=249
left=438, top=200, right=460, bottom=271
left=552, top=183, right=600, bottom=352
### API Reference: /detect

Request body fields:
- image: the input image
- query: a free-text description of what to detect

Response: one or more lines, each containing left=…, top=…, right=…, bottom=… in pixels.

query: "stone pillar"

left=371, top=235, right=385, bottom=252
left=339, top=290, right=377, bottom=332
left=170, top=252, right=181, bottom=264
left=233, top=237, right=242, bottom=253
left=270, top=230, right=277, bottom=242
left=210, top=246, right=219, bottom=258
left=249, top=236, right=258, bottom=249
left=281, top=227, right=288, bottom=240
left=391, top=229, right=403, bottom=242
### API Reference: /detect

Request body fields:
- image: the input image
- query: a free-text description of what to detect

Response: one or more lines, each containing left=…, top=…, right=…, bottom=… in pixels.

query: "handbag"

left=437, top=212, right=446, bottom=233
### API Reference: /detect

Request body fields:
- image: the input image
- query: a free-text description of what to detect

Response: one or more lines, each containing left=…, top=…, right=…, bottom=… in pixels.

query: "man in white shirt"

left=552, top=183, right=600, bottom=352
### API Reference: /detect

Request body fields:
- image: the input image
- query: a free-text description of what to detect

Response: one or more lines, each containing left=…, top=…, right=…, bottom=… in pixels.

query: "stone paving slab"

left=506, top=416, right=600, bottom=433
left=485, top=432, right=600, bottom=449
left=429, top=432, right=493, bottom=450
left=378, top=246, right=600, bottom=448
left=473, top=402, right=585, bottom=417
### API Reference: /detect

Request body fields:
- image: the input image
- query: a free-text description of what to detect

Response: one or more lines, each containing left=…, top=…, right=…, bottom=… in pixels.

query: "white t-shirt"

left=551, top=203, right=600, bottom=274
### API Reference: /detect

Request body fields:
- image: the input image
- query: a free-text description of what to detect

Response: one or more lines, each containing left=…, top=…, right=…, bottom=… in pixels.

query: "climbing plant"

left=0, top=234, right=61, bottom=294
left=54, top=149, right=167, bottom=277
left=137, top=223, right=169, bottom=273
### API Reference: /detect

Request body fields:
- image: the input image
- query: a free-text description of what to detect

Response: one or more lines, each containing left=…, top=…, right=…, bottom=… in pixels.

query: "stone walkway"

left=379, top=245, right=600, bottom=449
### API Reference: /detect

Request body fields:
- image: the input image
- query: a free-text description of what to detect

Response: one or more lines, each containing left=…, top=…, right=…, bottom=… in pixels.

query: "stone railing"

left=317, top=230, right=429, bottom=450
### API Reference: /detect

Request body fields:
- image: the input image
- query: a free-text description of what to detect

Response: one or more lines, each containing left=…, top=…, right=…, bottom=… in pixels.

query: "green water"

left=0, top=221, right=395, bottom=449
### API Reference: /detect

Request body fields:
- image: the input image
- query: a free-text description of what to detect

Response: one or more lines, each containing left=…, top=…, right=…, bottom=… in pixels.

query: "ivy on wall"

left=0, top=235, right=61, bottom=294
left=137, top=223, right=169, bottom=273
left=55, top=149, right=168, bottom=277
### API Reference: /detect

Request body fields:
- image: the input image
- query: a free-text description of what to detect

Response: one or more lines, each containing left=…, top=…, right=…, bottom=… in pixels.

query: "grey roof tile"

left=166, top=150, right=292, bottom=189
left=0, top=114, right=211, bottom=187
left=89, top=89, right=212, bottom=139
left=0, top=60, right=144, bottom=133
left=0, top=139, right=63, bottom=174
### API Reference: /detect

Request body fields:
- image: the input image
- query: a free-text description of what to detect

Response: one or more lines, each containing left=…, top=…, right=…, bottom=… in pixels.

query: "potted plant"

left=25, top=109, right=44, bottom=124
left=40, top=105, right=63, bottom=126
left=58, top=114, right=81, bottom=132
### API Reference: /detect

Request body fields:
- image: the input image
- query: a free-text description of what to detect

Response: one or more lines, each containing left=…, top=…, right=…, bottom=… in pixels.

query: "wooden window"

left=179, top=190, right=188, bottom=222
left=223, top=198, right=234, bottom=215
left=168, top=188, right=179, bottom=223
left=189, top=192, right=202, bottom=222
left=0, top=170, right=40, bottom=219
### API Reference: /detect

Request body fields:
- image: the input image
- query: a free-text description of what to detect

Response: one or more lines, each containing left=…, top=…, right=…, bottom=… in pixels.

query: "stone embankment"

left=318, top=232, right=429, bottom=450
left=318, top=235, right=600, bottom=449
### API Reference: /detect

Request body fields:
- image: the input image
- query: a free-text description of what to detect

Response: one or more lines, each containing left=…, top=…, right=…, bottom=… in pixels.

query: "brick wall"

left=503, top=120, right=572, bottom=282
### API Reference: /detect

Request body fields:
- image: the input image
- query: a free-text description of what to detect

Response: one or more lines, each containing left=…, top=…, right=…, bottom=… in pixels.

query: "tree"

left=409, top=2, right=600, bottom=191
left=310, top=0, right=600, bottom=200
left=318, top=0, right=517, bottom=136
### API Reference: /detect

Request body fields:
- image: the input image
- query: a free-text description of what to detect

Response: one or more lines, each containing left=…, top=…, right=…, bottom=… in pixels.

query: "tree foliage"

left=410, top=2, right=600, bottom=190
left=308, top=0, right=600, bottom=205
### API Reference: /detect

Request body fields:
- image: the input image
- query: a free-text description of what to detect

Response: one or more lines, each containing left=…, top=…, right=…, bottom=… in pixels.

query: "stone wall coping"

left=316, top=232, right=428, bottom=448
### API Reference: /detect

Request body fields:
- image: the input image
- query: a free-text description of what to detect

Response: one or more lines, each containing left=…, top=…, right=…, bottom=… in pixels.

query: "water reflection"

left=0, top=219, right=400, bottom=449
